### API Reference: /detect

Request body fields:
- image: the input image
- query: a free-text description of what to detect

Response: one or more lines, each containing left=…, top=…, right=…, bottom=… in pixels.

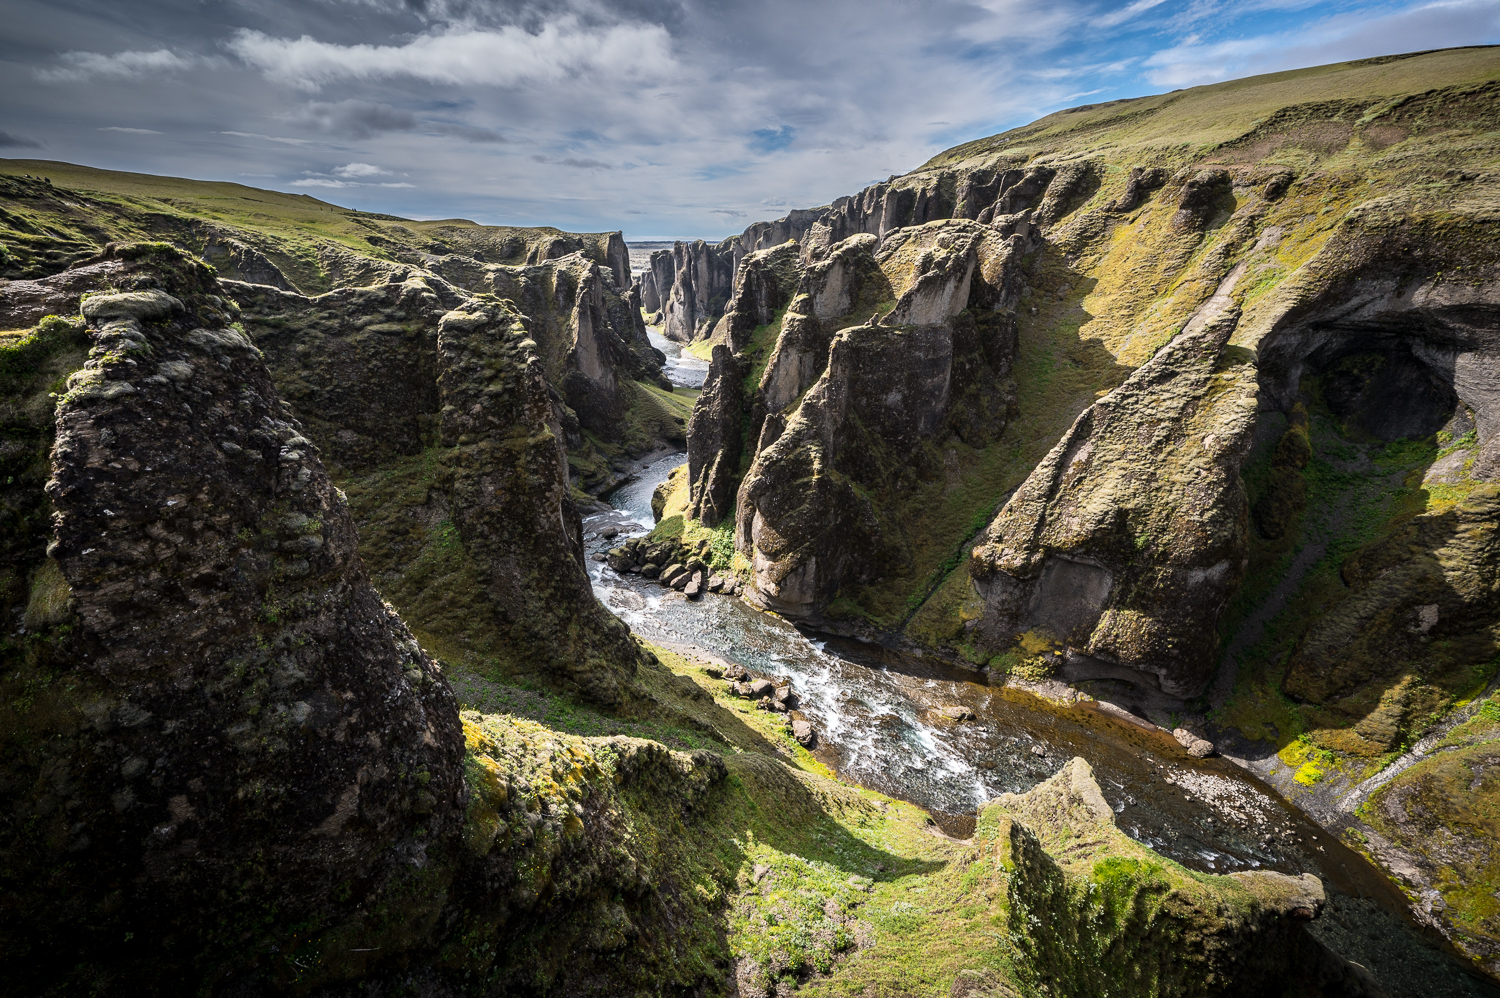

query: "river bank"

left=579, top=453, right=1498, bottom=997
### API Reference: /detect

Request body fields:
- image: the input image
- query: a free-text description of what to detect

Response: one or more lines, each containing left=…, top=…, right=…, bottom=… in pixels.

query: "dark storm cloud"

left=2, top=0, right=1498, bottom=236
left=288, top=100, right=419, bottom=138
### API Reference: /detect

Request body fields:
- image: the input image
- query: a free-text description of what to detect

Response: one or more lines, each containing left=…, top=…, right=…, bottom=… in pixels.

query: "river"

left=582, top=453, right=1497, bottom=997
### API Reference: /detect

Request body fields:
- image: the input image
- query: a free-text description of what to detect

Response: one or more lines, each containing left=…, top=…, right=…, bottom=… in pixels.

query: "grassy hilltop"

left=0, top=158, right=623, bottom=295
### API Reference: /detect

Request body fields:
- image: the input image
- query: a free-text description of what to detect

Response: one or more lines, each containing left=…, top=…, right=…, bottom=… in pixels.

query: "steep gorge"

left=4, top=44, right=1500, bottom=997
left=655, top=46, right=1500, bottom=976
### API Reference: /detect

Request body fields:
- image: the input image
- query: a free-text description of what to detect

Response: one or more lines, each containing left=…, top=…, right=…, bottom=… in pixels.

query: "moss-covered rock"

left=0, top=244, right=466, bottom=993
left=992, top=758, right=1366, bottom=997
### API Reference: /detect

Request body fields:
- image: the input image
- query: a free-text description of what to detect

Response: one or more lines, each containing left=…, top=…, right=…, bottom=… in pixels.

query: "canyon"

left=3, top=45, right=1500, bottom=997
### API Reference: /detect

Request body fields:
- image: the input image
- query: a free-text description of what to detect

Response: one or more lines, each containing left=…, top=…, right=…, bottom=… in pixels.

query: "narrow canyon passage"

left=586, top=456, right=1500, bottom=998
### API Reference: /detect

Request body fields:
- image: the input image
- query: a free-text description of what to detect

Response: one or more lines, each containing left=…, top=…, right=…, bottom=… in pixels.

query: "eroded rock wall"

left=735, top=220, right=1027, bottom=617
left=0, top=244, right=466, bottom=990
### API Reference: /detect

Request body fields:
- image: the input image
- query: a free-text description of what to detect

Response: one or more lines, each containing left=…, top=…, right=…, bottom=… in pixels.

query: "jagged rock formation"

left=0, top=244, right=466, bottom=989
left=1, top=249, right=1355, bottom=994
left=433, top=304, right=641, bottom=702
left=658, top=52, right=1500, bottom=970
left=969, top=263, right=1256, bottom=698
left=635, top=207, right=825, bottom=343
left=661, top=238, right=736, bottom=343
left=734, top=220, right=1027, bottom=616
left=226, top=268, right=646, bottom=702
left=684, top=242, right=803, bottom=526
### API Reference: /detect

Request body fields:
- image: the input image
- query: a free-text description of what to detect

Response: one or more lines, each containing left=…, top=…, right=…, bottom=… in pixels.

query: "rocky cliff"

left=661, top=48, right=1500, bottom=973
left=635, top=206, right=825, bottom=341
left=0, top=163, right=687, bottom=497
left=0, top=244, right=466, bottom=990
left=1, top=243, right=1369, bottom=996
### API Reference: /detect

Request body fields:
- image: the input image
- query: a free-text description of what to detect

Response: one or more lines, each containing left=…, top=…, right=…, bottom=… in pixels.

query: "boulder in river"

left=642, top=563, right=661, bottom=578
left=685, top=579, right=702, bottom=599
left=1173, top=728, right=1215, bottom=758
left=939, top=705, right=974, bottom=721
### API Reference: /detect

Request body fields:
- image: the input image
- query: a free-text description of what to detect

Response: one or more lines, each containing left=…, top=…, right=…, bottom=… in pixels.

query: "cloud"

left=227, top=18, right=675, bottom=91
left=288, top=100, right=418, bottom=138
left=333, top=162, right=389, bottom=177
left=219, top=130, right=317, bottom=147
left=1143, top=0, right=1500, bottom=87
left=534, top=155, right=614, bottom=170
left=289, top=177, right=416, bottom=188
left=100, top=126, right=164, bottom=135
left=39, top=48, right=196, bottom=83
left=0, top=131, right=43, bottom=148
left=712, top=208, right=747, bottom=217
left=428, top=123, right=506, bottom=142
left=1093, top=0, right=1171, bottom=28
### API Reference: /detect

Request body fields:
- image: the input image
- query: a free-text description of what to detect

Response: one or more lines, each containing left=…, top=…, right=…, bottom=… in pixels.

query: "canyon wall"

left=664, top=53, right=1500, bottom=972
left=0, top=239, right=1353, bottom=997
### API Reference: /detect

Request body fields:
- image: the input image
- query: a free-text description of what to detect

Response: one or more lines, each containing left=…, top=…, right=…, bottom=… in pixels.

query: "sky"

left=1, top=0, right=1498, bottom=240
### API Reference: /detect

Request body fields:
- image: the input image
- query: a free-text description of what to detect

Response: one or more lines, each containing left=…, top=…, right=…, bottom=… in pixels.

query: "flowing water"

left=649, top=328, right=709, bottom=389
left=583, top=455, right=1498, bottom=997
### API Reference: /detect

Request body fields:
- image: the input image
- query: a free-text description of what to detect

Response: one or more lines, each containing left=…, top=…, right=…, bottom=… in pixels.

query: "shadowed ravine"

left=586, top=456, right=1500, bottom=998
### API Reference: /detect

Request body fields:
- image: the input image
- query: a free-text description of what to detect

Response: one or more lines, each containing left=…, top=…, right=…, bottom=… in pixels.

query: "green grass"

left=923, top=47, right=1500, bottom=169
left=0, top=160, right=624, bottom=293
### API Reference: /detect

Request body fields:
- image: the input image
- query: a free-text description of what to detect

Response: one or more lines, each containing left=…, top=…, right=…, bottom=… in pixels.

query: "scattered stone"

left=702, top=664, right=725, bottom=679
left=600, top=525, right=619, bottom=539
left=1173, top=728, right=1215, bottom=758
left=685, top=579, right=702, bottom=599
left=724, top=664, right=748, bottom=682
left=707, top=574, right=726, bottom=593
left=606, top=549, right=632, bottom=572
left=671, top=572, right=690, bottom=592
left=774, top=685, right=797, bottom=709
left=591, top=553, right=607, bottom=562
left=978, top=760, right=997, bottom=770
left=1030, top=745, right=1047, bottom=757
left=748, top=678, right=776, bottom=699
left=938, top=705, right=974, bottom=721
left=661, top=563, right=687, bottom=585
left=792, top=718, right=816, bottom=747
left=752, top=863, right=770, bottom=884
left=641, top=563, right=660, bottom=578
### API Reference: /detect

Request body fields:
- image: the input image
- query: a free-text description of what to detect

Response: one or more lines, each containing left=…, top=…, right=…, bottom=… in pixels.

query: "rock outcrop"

left=684, top=242, right=803, bottom=526
left=434, top=304, right=641, bottom=703
left=969, top=264, right=1256, bottom=698
left=732, top=220, right=1029, bottom=617
left=0, top=244, right=466, bottom=990
left=227, top=266, right=648, bottom=702
left=994, top=758, right=1371, bottom=998
left=635, top=207, right=825, bottom=346
left=661, top=238, right=736, bottom=343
